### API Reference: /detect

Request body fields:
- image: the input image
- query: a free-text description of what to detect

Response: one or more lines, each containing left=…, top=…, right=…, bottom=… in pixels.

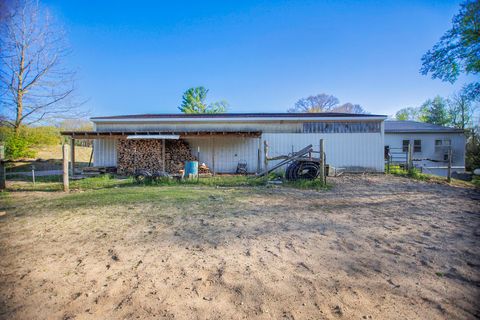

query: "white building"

left=384, top=121, right=466, bottom=176
left=64, top=113, right=388, bottom=174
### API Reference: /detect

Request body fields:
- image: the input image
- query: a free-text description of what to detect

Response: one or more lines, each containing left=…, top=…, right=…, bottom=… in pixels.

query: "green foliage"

left=466, top=130, right=480, bottom=170
left=0, top=126, right=60, bottom=159
left=472, top=176, right=480, bottom=188
left=423, top=96, right=451, bottom=126
left=395, top=106, right=429, bottom=121
left=448, top=92, right=476, bottom=129
left=178, top=87, right=228, bottom=114
left=421, top=0, right=479, bottom=100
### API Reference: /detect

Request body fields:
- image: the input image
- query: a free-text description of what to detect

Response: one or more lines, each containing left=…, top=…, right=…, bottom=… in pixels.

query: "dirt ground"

left=0, top=175, right=479, bottom=320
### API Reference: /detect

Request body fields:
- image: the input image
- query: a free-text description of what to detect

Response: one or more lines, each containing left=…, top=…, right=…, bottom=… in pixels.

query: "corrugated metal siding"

left=93, top=139, right=117, bottom=166
left=185, top=137, right=260, bottom=173
left=262, top=133, right=384, bottom=172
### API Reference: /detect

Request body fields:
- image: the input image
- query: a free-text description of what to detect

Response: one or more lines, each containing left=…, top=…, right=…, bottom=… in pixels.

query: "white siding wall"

left=263, top=132, right=384, bottom=172
left=385, top=133, right=465, bottom=168
left=93, top=139, right=117, bottom=166
left=92, top=120, right=385, bottom=173
left=185, top=137, right=260, bottom=173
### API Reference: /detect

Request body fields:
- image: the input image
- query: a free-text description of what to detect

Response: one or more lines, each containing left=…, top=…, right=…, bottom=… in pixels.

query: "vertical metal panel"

left=93, top=139, right=117, bottom=166
left=185, top=137, right=259, bottom=173
left=262, top=133, right=384, bottom=172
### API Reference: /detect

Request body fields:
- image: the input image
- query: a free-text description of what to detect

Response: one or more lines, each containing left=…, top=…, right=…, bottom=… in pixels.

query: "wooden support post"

left=88, top=144, right=94, bottom=167
left=319, top=139, right=325, bottom=184
left=162, top=139, right=166, bottom=171
left=212, top=138, right=216, bottom=176
left=263, top=140, right=268, bottom=174
left=257, top=138, right=261, bottom=174
left=63, top=144, right=69, bottom=192
left=408, top=143, right=413, bottom=171
left=447, top=147, right=452, bottom=183
left=0, top=145, right=5, bottom=191
left=70, top=138, right=76, bottom=176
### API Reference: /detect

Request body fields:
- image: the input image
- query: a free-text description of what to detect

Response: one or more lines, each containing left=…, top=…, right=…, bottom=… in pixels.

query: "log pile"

left=116, top=139, right=196, bottom=175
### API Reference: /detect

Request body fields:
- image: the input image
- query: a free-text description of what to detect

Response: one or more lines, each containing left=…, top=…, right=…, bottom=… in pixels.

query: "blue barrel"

left=184, top=161, right=199, bottom=177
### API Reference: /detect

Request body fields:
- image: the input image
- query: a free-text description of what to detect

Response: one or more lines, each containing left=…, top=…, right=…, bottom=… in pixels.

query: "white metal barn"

left=384, top=121, right=466, bottom=176
left=66, top=113, right=388, bottom=174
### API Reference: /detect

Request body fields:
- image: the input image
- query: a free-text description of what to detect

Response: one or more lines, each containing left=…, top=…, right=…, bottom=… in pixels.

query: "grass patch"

left=283, top=179, right=330, bottom=190
left=143, top=175, right=266, bottom=187
left=472, top=176, right=480, bottom=188
left=6, top=173, right=331, bottom=193
left=386, top=165, right=477, bottom=188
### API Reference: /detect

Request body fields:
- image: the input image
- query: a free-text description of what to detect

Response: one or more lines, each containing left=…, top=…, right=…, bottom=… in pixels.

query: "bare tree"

left=0, top=0, right=83, bottom=134
left=331, top=103, right=367, bottom=114
left=288, top=93, right=368, bottom=114
left=288, top=94, right=339, bottom=113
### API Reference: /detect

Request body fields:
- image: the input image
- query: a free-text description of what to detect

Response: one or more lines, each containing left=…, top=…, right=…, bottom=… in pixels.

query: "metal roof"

left=91, top=112, right=386, bottom=121
left=385, top=121, right=464, bottom=133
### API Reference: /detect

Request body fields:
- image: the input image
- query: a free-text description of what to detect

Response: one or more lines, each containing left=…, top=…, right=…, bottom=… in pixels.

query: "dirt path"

left=0, top=175, right=479, bottom=319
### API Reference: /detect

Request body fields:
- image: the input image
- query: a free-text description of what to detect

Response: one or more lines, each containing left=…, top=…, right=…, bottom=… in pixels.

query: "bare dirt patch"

left=0, top=175, right=479, bottom=319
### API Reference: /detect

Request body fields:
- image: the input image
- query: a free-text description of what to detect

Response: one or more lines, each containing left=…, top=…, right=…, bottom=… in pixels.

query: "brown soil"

left=1, top=175, right=479, bottom=319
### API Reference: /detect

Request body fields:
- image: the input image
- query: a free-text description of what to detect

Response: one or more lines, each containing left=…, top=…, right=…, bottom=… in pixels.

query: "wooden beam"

left=0, top=145, right=5, bottom=190
left=63, top=144, right=69, bottom=192
left=319, top=139, right=325, bottom=184
left=263, top=140, right=268, bottom=173
left=70, top=138, right=76, bottom=176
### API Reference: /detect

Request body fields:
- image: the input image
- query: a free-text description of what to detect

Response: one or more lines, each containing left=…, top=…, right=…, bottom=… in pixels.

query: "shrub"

left=0, top=126, right=61, bottom=159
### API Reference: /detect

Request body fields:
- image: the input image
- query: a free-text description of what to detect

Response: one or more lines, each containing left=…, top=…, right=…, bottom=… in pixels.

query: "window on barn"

left=402, top=140, right=410, bottom=152
left=414, top=140, right=421, bottom=152
left=302, top=122, right=381, bottom=133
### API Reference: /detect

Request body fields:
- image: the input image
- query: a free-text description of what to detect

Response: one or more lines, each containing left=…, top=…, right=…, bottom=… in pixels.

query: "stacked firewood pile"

left=116, top=139, right=196, bottom=175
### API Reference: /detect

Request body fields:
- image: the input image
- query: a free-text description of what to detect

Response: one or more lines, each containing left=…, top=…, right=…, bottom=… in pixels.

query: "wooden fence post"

left=63, top=144, right=69, bottom=192
left=447, top=147, right=452, bottom=183
left=263, top=140, right=268, bottom=174
left=70, top=138, right=76, bottom=176
left=319, top=139, right=325, bottom=184
left=0, top=145, right=5, bottom=191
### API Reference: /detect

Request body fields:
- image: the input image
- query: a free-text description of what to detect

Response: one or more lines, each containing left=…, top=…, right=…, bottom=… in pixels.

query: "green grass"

left=52, top=185, right=230, bottom=208
left=472, top=176, right=480, bottom=188
left=283, top=179, right=330, bottom=190
left=6, top=172, right=330, bottom=194
left=146, top=175, right=267, bottom=187
left=386, top=165, right=478, bottom=188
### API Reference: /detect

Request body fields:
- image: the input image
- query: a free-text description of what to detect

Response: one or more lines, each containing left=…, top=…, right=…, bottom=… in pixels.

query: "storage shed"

left=384, top=120, right=466, bottom=176
left=63, top=113, right=387, bottom=174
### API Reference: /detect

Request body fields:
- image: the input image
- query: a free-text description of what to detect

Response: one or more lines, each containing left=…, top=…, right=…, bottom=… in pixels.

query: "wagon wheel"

left=134, top=173, right=148, bottom=183
left=134, top=170, right=151, bottom=183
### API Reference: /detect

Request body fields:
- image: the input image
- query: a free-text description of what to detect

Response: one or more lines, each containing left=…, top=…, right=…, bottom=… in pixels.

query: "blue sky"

left=44, top=0, right=467, bottom=117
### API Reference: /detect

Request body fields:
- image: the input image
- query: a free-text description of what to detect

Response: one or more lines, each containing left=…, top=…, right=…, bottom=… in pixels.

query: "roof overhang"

left=91, top=116, right=387, bottom=123
left=385, top=130, right=464, bottom=134
left=60, top=131, right=262, bottom=139
left=127, top=134, right=180, bottom=140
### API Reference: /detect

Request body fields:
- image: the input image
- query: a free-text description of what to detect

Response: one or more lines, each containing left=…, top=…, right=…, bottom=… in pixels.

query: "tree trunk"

left=14, top=43, right=25, bottom=136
